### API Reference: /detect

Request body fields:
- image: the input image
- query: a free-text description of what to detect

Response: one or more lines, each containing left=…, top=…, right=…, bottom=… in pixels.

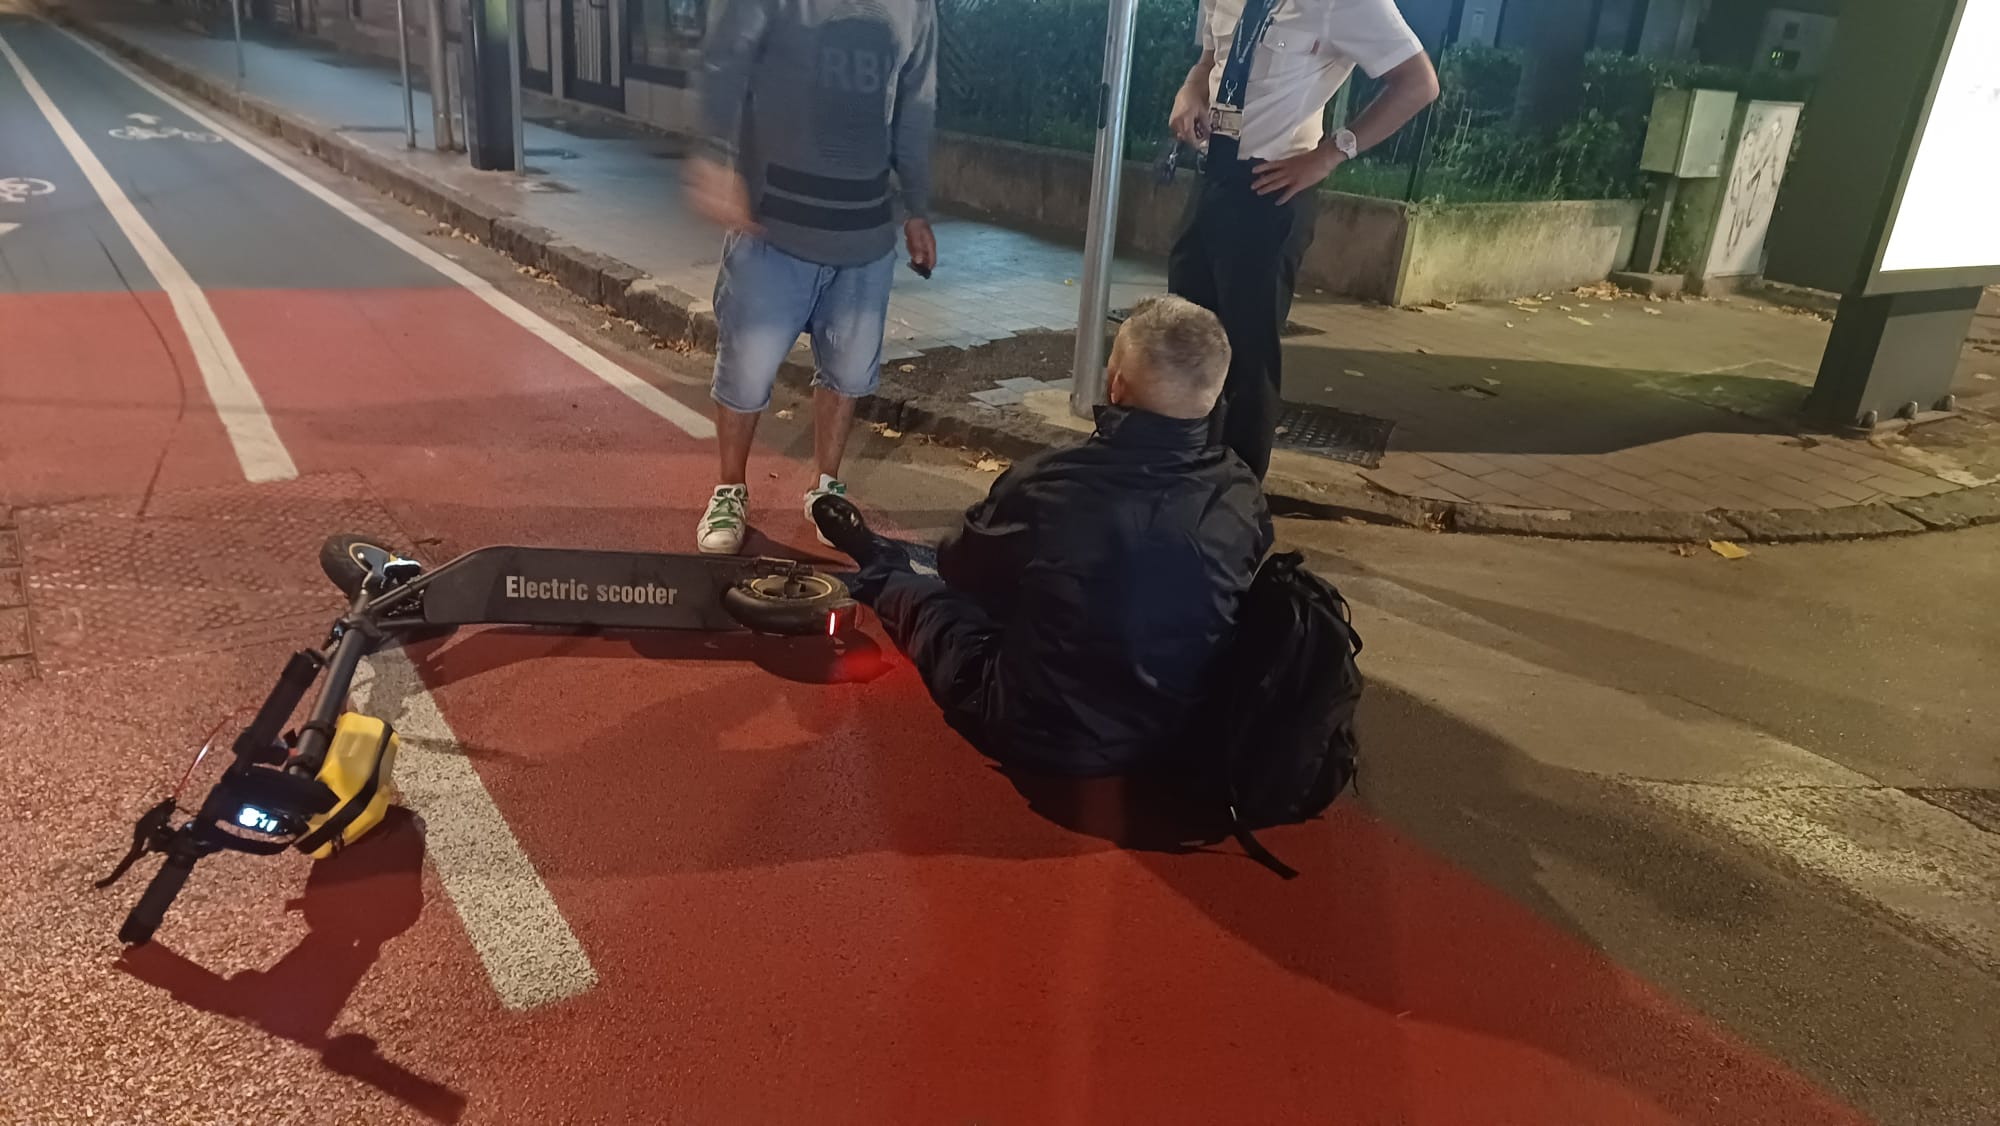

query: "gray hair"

left=1114, top=295, right=1232, bottom=417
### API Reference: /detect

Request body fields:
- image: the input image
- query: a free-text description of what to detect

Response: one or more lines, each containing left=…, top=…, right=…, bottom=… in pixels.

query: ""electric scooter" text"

left=504, top=575, right=677, bottom=605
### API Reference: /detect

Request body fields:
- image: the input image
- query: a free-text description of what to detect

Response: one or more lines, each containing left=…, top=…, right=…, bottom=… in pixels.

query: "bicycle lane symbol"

left=107, top=126, right=223, bottom=143
left=0, top=177, right=56, bottom=204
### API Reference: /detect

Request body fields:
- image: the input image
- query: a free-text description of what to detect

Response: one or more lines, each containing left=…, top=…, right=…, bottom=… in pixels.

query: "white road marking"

left=350, top=648, right=599, bottom=1010
left=0, top=176, right=56, bottom=203
left=0, top=222, right=17, bottom=238
left=0, top=32, right=297, bottom=483
left=57, top=23, right=717, bottom=440
left=126, top=111, right=159, bottom=124
left=108, top=124, right=223, bottom=142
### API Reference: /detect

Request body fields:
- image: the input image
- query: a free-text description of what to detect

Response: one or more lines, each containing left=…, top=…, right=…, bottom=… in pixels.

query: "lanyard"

left=1214, top=0, right=1282, bottom=110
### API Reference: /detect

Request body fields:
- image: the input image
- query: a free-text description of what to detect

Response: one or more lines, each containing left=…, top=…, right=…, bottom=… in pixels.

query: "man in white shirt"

left=1168, top=0, right=1438, bottom=479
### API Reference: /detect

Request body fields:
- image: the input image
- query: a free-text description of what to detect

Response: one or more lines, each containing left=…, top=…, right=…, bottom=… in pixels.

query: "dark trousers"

left=864, top=562, right=1003, bottom=751
left=1167, top=151, right=1319, bottom=479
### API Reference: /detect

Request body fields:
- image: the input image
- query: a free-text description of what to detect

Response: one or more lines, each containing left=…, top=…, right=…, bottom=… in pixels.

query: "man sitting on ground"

left=814, top=295, right=1272, bottom=775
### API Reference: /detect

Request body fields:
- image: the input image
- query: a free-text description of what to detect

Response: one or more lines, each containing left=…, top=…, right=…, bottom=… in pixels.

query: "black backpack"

left=1195, top=552, right=1365, bottom=878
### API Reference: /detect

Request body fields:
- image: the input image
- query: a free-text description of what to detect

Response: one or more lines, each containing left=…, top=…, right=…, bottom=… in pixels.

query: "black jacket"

left=938, top=406, right=1273, bottom=774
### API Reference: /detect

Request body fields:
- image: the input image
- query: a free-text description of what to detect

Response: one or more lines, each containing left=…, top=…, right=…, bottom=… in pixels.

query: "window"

left=630, top=0, right=704, bottom=71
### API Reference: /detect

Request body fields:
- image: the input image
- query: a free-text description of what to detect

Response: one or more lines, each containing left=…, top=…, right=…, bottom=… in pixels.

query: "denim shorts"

left=710, top=232, right=897, bottom=414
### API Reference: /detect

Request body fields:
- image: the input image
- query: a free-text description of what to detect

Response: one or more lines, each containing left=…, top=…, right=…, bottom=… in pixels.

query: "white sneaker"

left=698, top=484, right=748, bottom=554
left=804, top=475, right=847, bottom=546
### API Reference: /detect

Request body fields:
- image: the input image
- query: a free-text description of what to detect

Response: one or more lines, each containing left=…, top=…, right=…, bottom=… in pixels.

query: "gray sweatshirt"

left=700, top=0, right=937, bottom=267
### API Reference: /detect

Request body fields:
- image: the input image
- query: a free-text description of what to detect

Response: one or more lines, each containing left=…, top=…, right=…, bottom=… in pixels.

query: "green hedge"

left=936, top=0, right=1819, bottom=204
left=938, top=0, right=1200, bottom=158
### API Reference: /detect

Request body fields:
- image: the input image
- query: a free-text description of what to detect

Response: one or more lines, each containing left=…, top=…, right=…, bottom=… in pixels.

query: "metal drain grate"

left=1271, top=404, right=1395, bottom=468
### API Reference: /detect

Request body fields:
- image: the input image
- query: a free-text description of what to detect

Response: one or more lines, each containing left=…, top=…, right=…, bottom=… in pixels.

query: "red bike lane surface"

left=171, top=285, right=1867, bottom=1124
left=0, top=32, right=1867, bottom=1115
left=0, top=290, right=245, bottom=505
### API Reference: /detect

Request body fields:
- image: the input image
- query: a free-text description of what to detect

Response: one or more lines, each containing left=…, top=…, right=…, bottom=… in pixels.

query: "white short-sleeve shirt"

left=1200, top=0, right=1424, bottom=161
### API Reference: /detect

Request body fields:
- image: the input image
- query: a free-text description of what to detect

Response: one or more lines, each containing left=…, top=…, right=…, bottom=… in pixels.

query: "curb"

left=67, top=16, right=2000, bottom=546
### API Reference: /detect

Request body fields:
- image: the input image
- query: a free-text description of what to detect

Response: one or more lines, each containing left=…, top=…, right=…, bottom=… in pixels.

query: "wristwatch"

left=1331, top=128, right=1359, bottom=160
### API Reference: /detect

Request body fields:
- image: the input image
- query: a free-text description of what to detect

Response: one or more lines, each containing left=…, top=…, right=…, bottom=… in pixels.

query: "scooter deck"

left=417, top=545, right=775, bottom=631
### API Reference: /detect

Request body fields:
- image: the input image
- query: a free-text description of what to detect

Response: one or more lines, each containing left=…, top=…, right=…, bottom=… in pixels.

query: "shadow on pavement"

left=115, top=810, right=468, bottom=1124
left=1286, top=349, right=1799, bottom=456
left=412, top=624, right=893, bottom=689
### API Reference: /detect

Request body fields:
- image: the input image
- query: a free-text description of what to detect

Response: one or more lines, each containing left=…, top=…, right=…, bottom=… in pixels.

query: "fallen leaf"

left=974, top=457, right=1008, bottom=472
left=1344, top=369, right=1367, bottom=378
left=1416, top=347, right=1433, bottom=354
left=1708, top=540, right=1750, bottom=561
left=1505, top=322, right=1516, bottom=328
left=1569, top=316, right=1593, bottom=327
left=1672, top=543, right=1698, bottom=557
left=1483, top=378, right=1502, bottom=386
left=1976, top=372, right=1995, bottom=381
left=1558, top=305, right=1574, bottom=312
left=775, top=408, right=795, bottom=420
left=1064, top=279, right=1075, bottom=286
left=1644, top=308, right=1663, bottom=316
left=878, top=427, right=903, bottom=439
left=899, top=364, right=917, bottom=373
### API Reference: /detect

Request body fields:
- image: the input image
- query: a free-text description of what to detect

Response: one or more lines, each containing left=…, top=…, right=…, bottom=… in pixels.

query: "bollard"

left=425, top=0, right=455, bottom=151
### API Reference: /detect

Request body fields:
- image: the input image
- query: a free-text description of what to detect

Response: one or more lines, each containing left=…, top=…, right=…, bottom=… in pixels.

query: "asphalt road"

left=1, top=10, right=1995, bottom=1124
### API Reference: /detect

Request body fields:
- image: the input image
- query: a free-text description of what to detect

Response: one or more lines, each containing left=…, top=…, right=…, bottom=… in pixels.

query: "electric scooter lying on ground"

left=99, top=534, right=857, bottom=945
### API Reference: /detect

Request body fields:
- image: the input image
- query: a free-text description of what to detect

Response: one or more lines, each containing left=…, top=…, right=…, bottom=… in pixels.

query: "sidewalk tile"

left=1797, top=452, right=1891, bottom=484
left=1817, top=477, right=1887, bottom=504
left=1425, top=451, right=1508, bottom=478
left=1538, top=470, right=1650, bottom=510
left=1863, top=475, right=1954, bottom=498
left=1421, top=469, right=1490, bottom=500
left=1358, top=468, right=1433, bottom=496
left=1381, top=453, right=1456, bottom=480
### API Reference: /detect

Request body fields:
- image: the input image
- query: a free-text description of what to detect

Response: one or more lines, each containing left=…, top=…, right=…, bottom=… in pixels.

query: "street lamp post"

left=1069, top=0, right=1141, bottom=419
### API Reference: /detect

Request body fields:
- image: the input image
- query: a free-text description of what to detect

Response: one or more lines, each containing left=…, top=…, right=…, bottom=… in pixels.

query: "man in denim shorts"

left=684, top=0, right=939, bottom=553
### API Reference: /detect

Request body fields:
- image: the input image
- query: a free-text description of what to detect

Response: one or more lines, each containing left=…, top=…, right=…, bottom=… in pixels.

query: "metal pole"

left=397, top=0, right=417, bottom=148
left=426, top=0, right=455, bottom=151
left=507, top=0, right=524, bottom=173
left=230, top=0, right=244, bottom=86
left=1069, top=0, right=1140, bottom=418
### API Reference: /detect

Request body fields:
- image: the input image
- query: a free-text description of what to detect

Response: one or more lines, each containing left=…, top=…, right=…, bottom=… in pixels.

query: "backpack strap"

left=1229, top=809, right=1300, bottom=880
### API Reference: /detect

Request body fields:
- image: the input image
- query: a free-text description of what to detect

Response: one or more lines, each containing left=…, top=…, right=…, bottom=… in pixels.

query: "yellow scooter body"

left=304, top=713, right=399, bottom=860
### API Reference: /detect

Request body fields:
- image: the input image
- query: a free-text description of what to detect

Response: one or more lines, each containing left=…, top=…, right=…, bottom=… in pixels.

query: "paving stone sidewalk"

left=63, top=8, right=2000, bottom=541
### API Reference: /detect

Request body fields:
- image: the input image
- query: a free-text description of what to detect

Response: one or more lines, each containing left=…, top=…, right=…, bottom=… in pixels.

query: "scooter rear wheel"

left=721, top=572, right=855, bottom=636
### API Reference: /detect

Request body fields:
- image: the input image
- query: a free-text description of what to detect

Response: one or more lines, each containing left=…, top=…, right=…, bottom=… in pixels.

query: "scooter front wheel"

left=721, top=572, right=856, bottom=636
left=319, top=533, right=411, bottom=599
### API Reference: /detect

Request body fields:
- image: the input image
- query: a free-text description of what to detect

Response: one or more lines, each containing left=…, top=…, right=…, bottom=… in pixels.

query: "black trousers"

left=861, top=559, right=1003, bottom=752
left=1167, top=152, right=1319, bottom=480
